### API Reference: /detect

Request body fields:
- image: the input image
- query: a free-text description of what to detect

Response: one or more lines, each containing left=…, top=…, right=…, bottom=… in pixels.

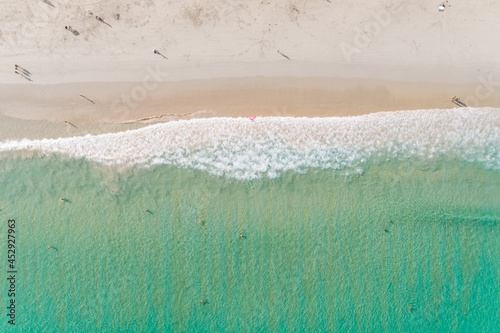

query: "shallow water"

left=1, top=109, right=500, bottom=332
left=0, top=153, right=499, bottom=332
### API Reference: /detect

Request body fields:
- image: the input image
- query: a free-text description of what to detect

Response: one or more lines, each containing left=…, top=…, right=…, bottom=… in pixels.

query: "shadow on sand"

left=154, top=51, right=168, bottom=59
left=64, top=121, right=77, bottom=128
left=452, top=100, right=467, bottom=107
left=277, top=50, right=291, bottom=60
left=96, top=16, right=112, bottom=28
left=80, top=95, right=95, bottom=104
left=42, top=0, right=55, bottom=7
left=15, top=72, right=32, bottom=81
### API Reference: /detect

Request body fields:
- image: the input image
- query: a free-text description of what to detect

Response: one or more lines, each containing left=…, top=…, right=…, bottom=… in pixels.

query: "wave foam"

left=1, top=108, right=499, bottom=179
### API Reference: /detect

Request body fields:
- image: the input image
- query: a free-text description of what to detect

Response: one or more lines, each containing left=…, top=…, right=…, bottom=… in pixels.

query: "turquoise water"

left=1, top=154, right=499, bottom=332
left=1, top=110, right=500, bottom=332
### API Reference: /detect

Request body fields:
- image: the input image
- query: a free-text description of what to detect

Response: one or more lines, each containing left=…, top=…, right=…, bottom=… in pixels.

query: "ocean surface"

left=0, top=108, right=499, bottom=332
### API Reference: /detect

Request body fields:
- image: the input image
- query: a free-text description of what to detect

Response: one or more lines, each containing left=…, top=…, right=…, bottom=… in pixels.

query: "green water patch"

left=0, top=156, right=499, bottom=332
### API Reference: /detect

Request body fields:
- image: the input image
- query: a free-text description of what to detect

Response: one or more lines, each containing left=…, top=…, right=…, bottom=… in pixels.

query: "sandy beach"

left=1, top=0, right=500, bottom=139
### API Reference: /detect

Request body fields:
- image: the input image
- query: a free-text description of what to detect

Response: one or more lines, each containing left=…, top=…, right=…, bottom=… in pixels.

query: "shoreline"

left=2, top=76, right=500, bottom=141
left=0, top=109, right=498, bottom=180
left=3, top=0, right=500, bottom=141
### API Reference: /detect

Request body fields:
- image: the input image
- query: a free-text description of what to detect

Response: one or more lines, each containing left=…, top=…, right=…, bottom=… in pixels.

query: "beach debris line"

left=125, top=112, right=193, bottom=124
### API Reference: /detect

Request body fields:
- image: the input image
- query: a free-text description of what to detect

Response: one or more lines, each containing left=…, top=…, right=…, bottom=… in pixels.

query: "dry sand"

left=1, top=0, right=500, bottom=139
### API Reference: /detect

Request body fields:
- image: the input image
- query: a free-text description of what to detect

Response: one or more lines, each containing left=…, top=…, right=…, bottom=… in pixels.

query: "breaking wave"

left=0, top=108, right=499, bottom=179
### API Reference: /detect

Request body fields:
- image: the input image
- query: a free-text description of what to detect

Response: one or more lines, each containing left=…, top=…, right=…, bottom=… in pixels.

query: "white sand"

left=1, top=0, right=500, bottom=138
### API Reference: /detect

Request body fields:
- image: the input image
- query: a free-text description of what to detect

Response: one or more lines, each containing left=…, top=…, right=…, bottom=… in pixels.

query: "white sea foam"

left=1, top=108, right=499, bottom=179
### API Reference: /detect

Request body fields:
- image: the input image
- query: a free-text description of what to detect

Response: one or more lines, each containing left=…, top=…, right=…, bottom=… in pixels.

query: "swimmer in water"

left=48, top=246, right=51, bottom=249
left=61, top=198, right=65, bottom=201
left=383, top=228, right=387, bottom=232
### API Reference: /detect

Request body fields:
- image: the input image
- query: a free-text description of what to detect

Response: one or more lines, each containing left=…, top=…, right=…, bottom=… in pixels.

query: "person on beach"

left=153, top=49, right=159, bottom=54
